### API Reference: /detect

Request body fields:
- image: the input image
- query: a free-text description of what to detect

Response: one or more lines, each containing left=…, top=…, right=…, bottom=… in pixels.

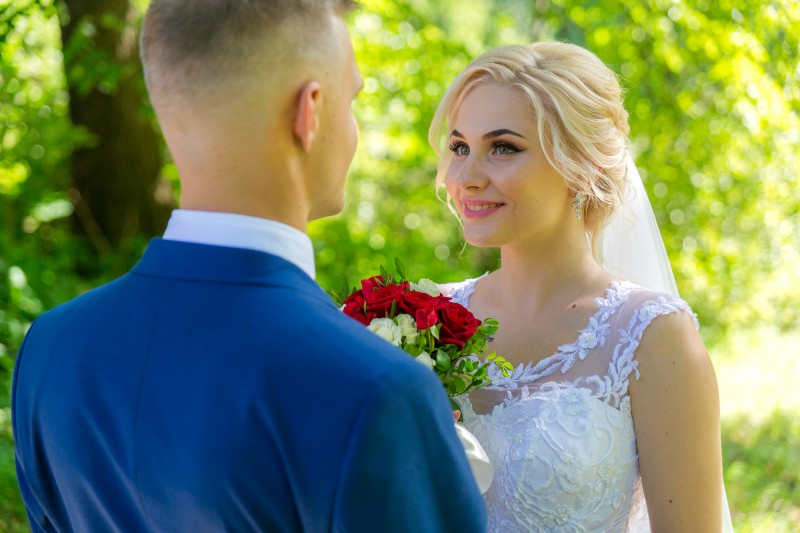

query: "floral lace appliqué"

left=482, top=281, right=638, bottom=389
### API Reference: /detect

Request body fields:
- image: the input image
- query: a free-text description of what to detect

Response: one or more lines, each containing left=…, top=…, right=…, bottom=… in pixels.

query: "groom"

left=11, top=1, right=487, bottom=531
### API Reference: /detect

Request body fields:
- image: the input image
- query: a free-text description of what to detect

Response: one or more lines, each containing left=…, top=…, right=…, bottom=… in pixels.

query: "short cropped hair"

left=140, top=0, right=358, bottom=110
left=429, top=42, right=630, bottom=237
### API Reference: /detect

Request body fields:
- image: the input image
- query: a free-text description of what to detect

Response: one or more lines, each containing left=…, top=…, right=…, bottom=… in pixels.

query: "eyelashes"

left=448, top=142, right=469, bottom=156
left=448, top=141, right=522, bottom=156
left=493, top=142, right=521, bottom=155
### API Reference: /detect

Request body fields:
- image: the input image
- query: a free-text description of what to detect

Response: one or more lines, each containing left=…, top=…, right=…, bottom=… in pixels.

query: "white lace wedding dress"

left=441, top=276, right=699, bottom=532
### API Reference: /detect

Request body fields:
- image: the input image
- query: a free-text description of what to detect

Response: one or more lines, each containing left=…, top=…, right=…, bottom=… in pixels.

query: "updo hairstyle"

left=429, top=41, right=631, bottom=240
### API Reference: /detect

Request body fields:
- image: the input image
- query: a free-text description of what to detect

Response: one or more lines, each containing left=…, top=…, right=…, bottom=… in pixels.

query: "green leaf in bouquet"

left=326, top=289, right=342, bottom=306
left=403, top=344, right=421, bottom=356
left=486, top=351, right=514, bottom=377
left=341, top=277, right=351, bottom=297
left=478, top=319, right=499, bottom=337
left=378, top=265, right=392, bottom=285
left=465, top=377, right=485, bottom=393
left=325, top=278, right=346, bottom=306
left=435, top=350, right=450, bottom=371
left=452, top=375, right=468, bottom=394
left=394, top=257, right=406, bottom=280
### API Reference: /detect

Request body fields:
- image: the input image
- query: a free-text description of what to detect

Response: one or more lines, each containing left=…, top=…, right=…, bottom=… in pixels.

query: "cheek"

left=444, top=173, right=460, bottom=205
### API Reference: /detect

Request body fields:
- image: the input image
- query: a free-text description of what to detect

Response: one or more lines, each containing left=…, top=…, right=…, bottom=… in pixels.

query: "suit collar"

left=133, top=239, right=325, bottom=296
left=162, top=209, right=316, bottom=280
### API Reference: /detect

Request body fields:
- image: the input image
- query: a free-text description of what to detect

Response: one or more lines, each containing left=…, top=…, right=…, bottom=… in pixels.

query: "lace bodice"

left=440, top=278, right=696, bottom=532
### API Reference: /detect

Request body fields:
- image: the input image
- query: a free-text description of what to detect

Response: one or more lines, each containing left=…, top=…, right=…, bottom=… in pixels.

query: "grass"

left=0, top=328, right=797, bottom=531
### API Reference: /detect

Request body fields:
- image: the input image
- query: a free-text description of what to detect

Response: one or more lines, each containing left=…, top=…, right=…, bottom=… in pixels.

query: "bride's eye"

left=492, top=142, right=519, bottom=156
left=448, top=142, right=469, bottom=156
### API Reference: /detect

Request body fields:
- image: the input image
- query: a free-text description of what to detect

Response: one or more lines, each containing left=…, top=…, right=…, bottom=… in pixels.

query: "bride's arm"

left=629, top=310, right=723, bottom=532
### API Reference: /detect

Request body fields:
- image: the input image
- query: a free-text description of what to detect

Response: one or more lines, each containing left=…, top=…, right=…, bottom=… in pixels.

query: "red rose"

left=397, top=291, right=438, bottom=314
left=362, top=280, right=409, bottom=317
left=415, top=307, right=439, bottom=330
left=342, top=290, right=374, bottom=325
left=360, top=275, right=385, bottom=293
left=436, top=300, right=482, bottom=348
left=397, top=291, right=441, bottom=329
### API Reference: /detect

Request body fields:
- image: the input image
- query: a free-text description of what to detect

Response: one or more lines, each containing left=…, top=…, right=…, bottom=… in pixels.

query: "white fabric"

left=455, top=424, right=494, bottom=494
left=163, top=209, right=316, bottom=280
left=442, top=279, right=717, bottom=532
left=598, top=157, right=678, bottom=297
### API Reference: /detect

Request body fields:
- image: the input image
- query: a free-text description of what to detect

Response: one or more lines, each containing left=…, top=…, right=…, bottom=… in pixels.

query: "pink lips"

left=461, top=199, right=505, bottom=219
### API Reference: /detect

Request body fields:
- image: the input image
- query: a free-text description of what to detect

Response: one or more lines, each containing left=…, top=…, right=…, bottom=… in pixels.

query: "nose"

left=448, top=155, right=488, bottom=190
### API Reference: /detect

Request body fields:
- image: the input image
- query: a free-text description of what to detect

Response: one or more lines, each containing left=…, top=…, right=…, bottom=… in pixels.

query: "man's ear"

left=293, top=81, right=322, bottom=152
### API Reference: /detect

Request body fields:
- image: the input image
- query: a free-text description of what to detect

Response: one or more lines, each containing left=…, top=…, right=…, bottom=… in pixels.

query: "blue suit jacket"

left=12, top=239, right=487, bottom=532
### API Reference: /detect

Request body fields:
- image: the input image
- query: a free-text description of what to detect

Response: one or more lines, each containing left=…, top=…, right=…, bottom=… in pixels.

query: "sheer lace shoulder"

left=437, top=274, right=486, bottom=307
left=479, top=281, right=697, bottom=397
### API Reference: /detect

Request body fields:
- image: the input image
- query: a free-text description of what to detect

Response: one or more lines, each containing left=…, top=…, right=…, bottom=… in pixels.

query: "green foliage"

left=0, top=0, right=798, bottom=528
left=0, top=0, right=135, bottom=413
left=0, top=407, right=26, bottom=532
left=0, top=428, right=26, bottom=532
left=723, top=410, right=800, bottom=530
left=310, top=0, right=800, bottom=341
left=0, top=0, right=77, bottom=388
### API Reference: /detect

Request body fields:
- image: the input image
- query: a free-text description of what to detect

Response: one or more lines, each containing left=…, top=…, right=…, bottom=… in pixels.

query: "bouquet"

left=330, top=259, right=509, bottom=493
left=329, top=259, right=512, bottom=402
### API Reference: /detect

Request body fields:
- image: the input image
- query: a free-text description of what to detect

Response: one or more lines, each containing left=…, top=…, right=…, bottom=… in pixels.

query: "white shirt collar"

left=162, top=209, right=316, bottom=280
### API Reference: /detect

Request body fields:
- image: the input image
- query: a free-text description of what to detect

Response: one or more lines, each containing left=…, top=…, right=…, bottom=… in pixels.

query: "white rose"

left=368, top=318, right=403, bottom=346
left=395, top=314, right=419, bottom=344
left=415, top=351, right=436, bottom=370
left=410, top=278, right=441, bottom=296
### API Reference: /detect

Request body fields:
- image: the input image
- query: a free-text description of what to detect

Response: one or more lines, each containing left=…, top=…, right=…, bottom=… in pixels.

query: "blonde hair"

left=429, top=42, right=631, bottom=241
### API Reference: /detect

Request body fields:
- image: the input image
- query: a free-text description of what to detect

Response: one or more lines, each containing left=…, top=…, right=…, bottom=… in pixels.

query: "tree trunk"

left=60, top=0, right=172, bottom=258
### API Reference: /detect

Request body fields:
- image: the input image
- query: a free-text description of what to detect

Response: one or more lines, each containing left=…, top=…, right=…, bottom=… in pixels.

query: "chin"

left=309, top=197, right=345, bottom=221
left=463, top=233, right=500, bottom=248
left=463, top=225, right=506, bottom=248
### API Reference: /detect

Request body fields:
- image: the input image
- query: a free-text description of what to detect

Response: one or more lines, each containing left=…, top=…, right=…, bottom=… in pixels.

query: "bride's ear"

left=293, top=81, right=322, bottom=152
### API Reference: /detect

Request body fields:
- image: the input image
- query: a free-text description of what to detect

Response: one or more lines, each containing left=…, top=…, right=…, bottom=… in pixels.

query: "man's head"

left=140, top=0, right=362, bottom=227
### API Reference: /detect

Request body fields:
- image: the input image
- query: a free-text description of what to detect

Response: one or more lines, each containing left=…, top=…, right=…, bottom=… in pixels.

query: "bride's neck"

left=492, top=237, right=608, bottom=310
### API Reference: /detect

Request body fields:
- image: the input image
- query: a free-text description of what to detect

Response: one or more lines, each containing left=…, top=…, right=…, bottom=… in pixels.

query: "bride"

left=429, top=42, right=733, bottom=531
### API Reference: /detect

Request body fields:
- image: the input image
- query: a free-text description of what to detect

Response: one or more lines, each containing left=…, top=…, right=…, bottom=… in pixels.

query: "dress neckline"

left=451, top=276, right=638, bottom=387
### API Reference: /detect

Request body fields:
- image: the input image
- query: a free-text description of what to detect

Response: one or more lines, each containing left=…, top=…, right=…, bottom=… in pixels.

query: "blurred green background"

left=1, top=0, right=799, bottom=530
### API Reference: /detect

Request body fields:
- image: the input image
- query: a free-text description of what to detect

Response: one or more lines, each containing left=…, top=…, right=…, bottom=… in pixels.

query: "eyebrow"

left=450, top=128, right=527, bottom=141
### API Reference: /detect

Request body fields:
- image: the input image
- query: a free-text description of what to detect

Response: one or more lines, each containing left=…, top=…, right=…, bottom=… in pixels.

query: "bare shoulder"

left=629, top=305, right=720, bottom=450
left=632, top=308, right=715, bottom=388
